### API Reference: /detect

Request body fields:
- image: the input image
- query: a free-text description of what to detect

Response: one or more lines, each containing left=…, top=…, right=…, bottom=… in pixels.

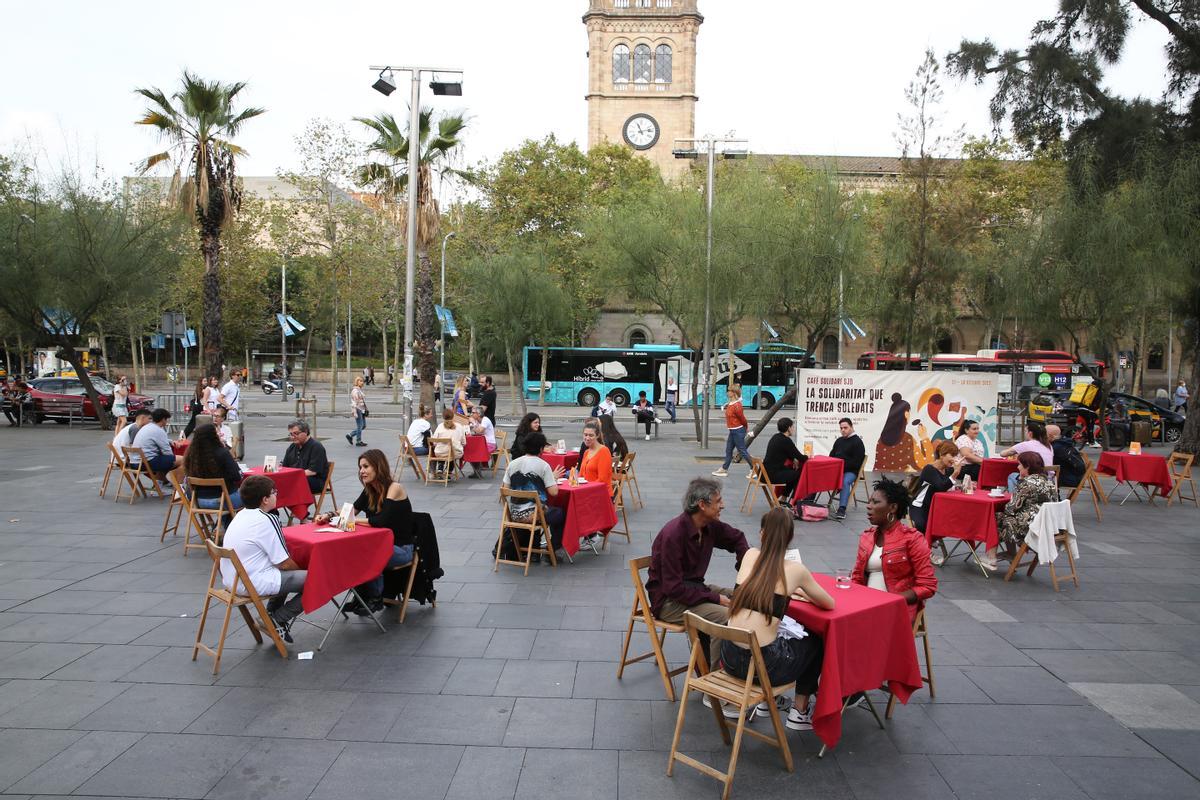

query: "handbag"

left=362, top=406, right=370, bottom=417
left=800, top=505, right=829, bottom=522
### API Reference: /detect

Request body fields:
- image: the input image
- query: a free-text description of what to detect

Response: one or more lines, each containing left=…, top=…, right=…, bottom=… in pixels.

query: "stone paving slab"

left=0, top=421, right=1198, bottom=797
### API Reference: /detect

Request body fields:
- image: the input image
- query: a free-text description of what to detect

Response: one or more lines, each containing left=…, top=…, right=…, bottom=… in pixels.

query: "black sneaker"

left=356, top=441, right=368, bottom=447
left=835, top=509, right=846, bottom=520
left=269, top=613, right=294, bottom=643
left=345, top=434, right=354, bottom=445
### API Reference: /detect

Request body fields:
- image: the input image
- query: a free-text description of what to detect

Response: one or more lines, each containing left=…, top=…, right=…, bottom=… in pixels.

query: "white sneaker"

left=703, top=695, right=755, bottom=721
left=711, top=468, right=728, bottom=477
left=755, top=695, right=791, bottom=717
left=645, top=435, right=651, bottom=441
left=785, top=704, right=814, bottom=731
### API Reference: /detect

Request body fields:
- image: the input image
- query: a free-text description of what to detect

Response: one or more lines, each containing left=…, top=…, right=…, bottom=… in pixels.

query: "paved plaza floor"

left=1, top=414, right=1199, bottom=800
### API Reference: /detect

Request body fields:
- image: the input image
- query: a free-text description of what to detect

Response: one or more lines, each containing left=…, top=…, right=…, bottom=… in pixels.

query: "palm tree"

left=134, top=72, right=265, bottom=377
left=355, top=109, right=470, bottom=408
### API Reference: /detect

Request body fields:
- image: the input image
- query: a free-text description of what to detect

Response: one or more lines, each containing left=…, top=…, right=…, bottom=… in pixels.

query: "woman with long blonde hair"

left=346, top=375, right=368, bottom=447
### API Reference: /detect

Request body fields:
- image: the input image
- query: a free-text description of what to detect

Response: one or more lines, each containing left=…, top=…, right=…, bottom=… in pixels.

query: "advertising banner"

left=795, top=369, right=1000, bottom=472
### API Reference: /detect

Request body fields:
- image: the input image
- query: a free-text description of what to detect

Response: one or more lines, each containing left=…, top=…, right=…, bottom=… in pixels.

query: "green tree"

left=134, top=71, right=265, bottom=377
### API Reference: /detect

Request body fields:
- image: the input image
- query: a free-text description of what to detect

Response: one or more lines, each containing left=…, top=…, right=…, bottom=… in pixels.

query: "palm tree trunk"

left=201, top=230, right=223, bottom=377
left=415, top=247, right=437, bottom=410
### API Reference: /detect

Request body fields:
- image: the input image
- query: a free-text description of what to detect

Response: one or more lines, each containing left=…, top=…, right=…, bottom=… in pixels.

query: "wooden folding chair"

left=394, top=435, right=427, bottom=482
left=183, top=477, right=237, bottom=556
left=1004, top=502, right=1080, bottom=592
left=1067, top=450, right=1107, bottom=522
left=192, top=539, right=288, bottom=674
left=605, top=477, right=633, bottom=549
left=381, top=551, right=437, bottom=623
left=100, top=443, right=123, bottom=498
left=668, top=613, right=794, bottom=800
left=1166, top=451, right=1198, bottom=508
left=885, top=608, right=935, bottom=719
left=160, top=467, right=188, bottom=542
left=616, top=556, right=688, bottom=701
left=117, top=446, right=166, bottom=504
left=621, top=451, right=644, bottom=509
left=425, top=438, right=457, bottom=487
left=488, top=429, right=509, bottom=477
left=313, top=461, right=337, bottom=516
left=847, top=466, right=869, bottom=509
left=740, top=457, right=784, bottom=514
left=494, top=487, right=557, bottom=575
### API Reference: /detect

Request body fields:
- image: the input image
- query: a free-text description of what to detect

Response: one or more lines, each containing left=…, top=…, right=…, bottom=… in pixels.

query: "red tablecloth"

left=462, top=434, right=492, bottom=464
left=282, top=523, right=393, bottom=613
left=787, top=573, right=922, bottom=748
left=541, top=450, right=580, bottom=471
left=548, top=480, right=618, bottom=556
left=247, top=466, right=315, bottom=518
left=1096, top=451, right=1173, bottom=497
left=924, top=490, right=1009, bottom=550
left=792, top=455, right=845, bottom=502
left=978, top=458, right=1019, bottom=490
left=171, top=440, right=190, bottom=456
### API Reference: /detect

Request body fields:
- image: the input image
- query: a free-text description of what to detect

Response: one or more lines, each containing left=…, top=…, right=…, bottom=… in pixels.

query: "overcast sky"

left=1, top=1, right=1172, bottom=183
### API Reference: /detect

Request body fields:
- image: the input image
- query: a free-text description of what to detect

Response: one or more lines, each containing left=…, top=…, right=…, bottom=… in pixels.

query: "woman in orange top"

left=579, top=419, right=613, bottom=485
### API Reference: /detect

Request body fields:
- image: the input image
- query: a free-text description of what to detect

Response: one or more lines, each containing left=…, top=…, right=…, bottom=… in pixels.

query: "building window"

left=821, top=335, right=838, bottom=365
left=936, top=333, right=954, bottom=354
left=1039, top=338, right=1057, bottom=351
left=654, top=44, right=672, bottom=82
left=1148, top=343, right=1164, bottom=371
left=657, top=0, right=673, bottom=6
left=633, top=44, right=652, bottom=83
left=628, top=328, right=649, bottom=347
left=612, top=44, right=630, bottom=83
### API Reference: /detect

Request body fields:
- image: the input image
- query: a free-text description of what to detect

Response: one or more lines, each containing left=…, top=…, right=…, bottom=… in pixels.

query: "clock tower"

left=584, top=0, right=702, bottom=179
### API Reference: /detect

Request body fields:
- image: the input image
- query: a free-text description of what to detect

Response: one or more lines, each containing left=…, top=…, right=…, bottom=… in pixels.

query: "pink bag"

left=799, top=504, right=829, bottom=522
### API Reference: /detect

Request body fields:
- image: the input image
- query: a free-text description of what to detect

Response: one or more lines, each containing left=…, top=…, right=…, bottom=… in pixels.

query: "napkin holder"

left=263, top=455, right=277, bottom=473
left=1129, top=442, right=1142, bottom=455
left=556, top=439, right=566, bottom=454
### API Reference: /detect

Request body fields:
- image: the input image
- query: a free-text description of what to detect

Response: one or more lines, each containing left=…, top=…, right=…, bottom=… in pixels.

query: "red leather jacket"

left=850, top=522, right=938, bottom=622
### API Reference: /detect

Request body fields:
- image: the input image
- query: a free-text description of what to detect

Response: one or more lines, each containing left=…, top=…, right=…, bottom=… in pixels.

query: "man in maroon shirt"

left=647, top=477, right=750, bottom=669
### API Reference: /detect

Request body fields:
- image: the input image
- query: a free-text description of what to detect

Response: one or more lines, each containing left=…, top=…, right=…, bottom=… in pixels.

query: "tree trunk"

left=61, top=345, right=111, bottom=431
left=538, top=345, right=548, bottom=407
left=691, top=354, right=703, bottom=442
left=1133, top=311, right=1147, bottom=397
left=469, top=326, right=477, bottom=375
left=17, top=333, right=25, bottom=378
left=98, top=325, right=110, bottom=379
left=200, top=230, right=224, bottom=378
left=748, top=388, right=797, bottom=444
left=301, top=325, right=314, bottom=399
left=329, top=296, right=339, bottom=414
left=504, top=343, right=526, bottom=416
left=128, top=327, right=139, bottom=391
left=415, top=248, right=437, bottom=410
left=381, top=318, right=389, bottom=401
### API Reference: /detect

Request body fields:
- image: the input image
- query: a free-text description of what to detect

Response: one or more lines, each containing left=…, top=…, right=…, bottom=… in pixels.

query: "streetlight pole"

left=440, top=231, right=456, bottom=415
left=368, top=64, right=463, bottom=433
left=280, top=257, right=288, bottom=404
left=673, top=135, right=748, bottom=449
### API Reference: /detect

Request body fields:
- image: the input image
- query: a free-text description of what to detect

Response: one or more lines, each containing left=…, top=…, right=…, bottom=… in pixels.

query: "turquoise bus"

left=522, top=343, right=813, bottom=409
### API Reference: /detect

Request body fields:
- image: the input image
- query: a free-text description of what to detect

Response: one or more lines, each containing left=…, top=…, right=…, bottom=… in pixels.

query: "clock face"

left=622, top=114, right=660, bottom=150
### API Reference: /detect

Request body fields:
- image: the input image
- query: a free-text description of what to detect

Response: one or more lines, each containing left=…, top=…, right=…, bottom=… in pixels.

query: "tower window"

left=633, top=44, right=652, bottom=83
left=821, top=335, right=838, bottom=365
left=612, top=44, right=630, bottom=83
left=654, top=44, right=672, bottom=82
left=628, top=328, right=650, bottom=347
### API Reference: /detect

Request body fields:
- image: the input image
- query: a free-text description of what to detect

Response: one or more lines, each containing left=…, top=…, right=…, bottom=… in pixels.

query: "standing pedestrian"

left=480, top=376, right=497, bottom=427
left=387, top=364, right=395, bottom=387
left=665, top=377, right=678, bottom=423
left=1174, top=380, right=1189, bottom=414
left=712, top=383, right=752, bottom=478
left=112, top=375, right=130, bottom=435
left=347, top=376, right=368, bottom=447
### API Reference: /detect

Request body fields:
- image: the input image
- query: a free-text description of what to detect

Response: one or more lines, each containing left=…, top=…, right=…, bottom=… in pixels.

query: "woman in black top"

left=908, top=440, right=963, bottom=533
left=183, top=423, right=243, bottom=510
left=598, top=414, right=629, bottom=462
left=762, top=417, right=807, bottom=500
left=509, top=413, right=543, bottom=460
left=318, top=448, right=414, bottom=614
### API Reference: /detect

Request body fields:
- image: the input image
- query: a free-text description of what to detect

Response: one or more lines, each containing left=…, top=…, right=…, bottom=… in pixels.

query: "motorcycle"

left=262, top=377, right=295, bottom=396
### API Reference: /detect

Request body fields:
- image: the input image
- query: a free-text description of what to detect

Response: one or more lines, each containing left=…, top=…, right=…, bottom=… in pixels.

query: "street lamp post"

left=280, top=257, right=288, bottom=404
left=440, top=231, right=456, bottom=414
left=369, top=64, right=463, bottom=433
left=673, top=135, right=748, bottom=449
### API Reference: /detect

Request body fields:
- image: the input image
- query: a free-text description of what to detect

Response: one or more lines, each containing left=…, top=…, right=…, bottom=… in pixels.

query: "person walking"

left=111, top=375, right=131, bottom=435
left=712, top=383, right=751, bottom=478
left=1174, top=380, right=1189, bottom=414
left=346, top=376, right=368, bottom=447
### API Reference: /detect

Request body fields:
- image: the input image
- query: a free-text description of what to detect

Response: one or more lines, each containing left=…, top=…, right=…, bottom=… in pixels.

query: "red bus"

left=856, top=349, right=1106, bottom=398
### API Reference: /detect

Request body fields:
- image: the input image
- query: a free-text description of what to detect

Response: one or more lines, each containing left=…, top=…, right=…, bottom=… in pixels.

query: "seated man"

left=632, top=391, right=656, bottom=440
left=829, top=417, right=866, bottom=520
left=113, top=407, right=152, bottom=458
left=763, top=417, right=806, bottom=501
left=211, top=406, right=234, bottom=449
left=282, top=419, right=329, bottom=503
left=130, top=408, right=182, bottom=478
left=646, top=477, right=749, bottom=676
left=467, top=408, right=496, bottom=479
left=501, top=431, right=566, bottom=559
left=219, top=475, right=305, bottom=642
left=1047, top=424, right=1085, bottom=489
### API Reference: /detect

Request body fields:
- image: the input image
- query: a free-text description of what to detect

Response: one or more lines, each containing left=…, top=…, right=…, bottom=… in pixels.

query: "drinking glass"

left=835, top=568, right=852, bottom=589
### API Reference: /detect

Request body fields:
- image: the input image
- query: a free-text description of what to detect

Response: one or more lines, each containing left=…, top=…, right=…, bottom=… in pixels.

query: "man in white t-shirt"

left=220, top=371, right=243, bottom=421
left=501, top=431, right=566, bottom=555
left=219, top=475, right=306, bottom=642
left=112, top=408, right=151, bottom=461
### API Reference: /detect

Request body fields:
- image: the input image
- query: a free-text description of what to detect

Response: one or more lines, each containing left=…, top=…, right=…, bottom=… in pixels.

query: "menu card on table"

left=263, top=455, right=278, bottom=473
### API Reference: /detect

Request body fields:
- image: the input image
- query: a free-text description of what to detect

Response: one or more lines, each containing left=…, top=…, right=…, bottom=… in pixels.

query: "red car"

left=28, top=377, right=154, bottom=423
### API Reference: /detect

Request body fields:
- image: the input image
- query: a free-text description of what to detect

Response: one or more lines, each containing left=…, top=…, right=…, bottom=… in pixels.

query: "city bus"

left=856, top=349, right=1106, bottom=398
left=522, top=343, right=813, bottom=409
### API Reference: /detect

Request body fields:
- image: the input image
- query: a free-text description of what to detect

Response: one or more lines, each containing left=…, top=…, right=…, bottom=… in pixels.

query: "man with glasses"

left=219, top=475, right=306, bottom=643
left=281, top=421, right=329, bottom=520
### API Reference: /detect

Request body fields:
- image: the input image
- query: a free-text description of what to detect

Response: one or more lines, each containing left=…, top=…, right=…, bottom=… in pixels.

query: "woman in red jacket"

left=851, top=478, right=938, bottom=622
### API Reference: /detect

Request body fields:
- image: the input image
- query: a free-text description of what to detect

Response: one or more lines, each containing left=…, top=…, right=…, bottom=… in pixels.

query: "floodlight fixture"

left=372, top=69, right=397, bottom=96
left=673, top=148, right=698, bottom=159
left=429, top=75, right=462, bottom=96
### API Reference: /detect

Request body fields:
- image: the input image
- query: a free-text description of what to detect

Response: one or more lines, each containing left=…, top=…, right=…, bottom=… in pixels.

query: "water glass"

left=835, top=568, right=851, bottom=590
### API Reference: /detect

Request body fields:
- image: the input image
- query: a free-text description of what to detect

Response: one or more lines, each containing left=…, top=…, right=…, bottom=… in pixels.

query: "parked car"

left=28, top=377, right=153, bottom=423
left=1028, top=388, right=1183, bottom=444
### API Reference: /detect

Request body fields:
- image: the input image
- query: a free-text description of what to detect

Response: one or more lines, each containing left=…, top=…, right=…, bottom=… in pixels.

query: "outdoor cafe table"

left=541, top=450, right=580, bottom=472
left=978, top=457, right=1019, bottom=490
left=547, top=479, right=618, bottom=556
left=925, top=490, right=1009, bottom=576
left=171, top=440, right=190, bottom=457
left=786, top=574, right=922, bottom=751
left=246, top=466, right=314, bottom=518
left=791, top=455, right=845, bottom=503
left=1096, top=450, right=1173, bottom=503
left=462, top=434, right=491, bottom=465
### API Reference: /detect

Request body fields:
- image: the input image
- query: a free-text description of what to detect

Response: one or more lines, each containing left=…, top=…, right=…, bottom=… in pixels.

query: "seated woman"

left=318, top=449, right=414, bottom=616
left=579, top=419, right=613, bottom=485
left=724, top=507, right=834, bottom=730
left=999, top=421, right=1053, bottom=492
left=762, top=417, right=807, bottom=501
left=509, top=413, right=542, bottom=460
left=908, top=440, right=963, bottom=534
left=993, top=452, right=1059, bottom=570
left=182, top=423, right=244, bottom=523
left=953, top=418, right=984, bottom=481
left=851, top=479, right=938, bottom=623
left=599, top=414, right=629, bottom=464
left=405, top=404, right=434, bottom=456
left=431, top=408, right=467, bottom=475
